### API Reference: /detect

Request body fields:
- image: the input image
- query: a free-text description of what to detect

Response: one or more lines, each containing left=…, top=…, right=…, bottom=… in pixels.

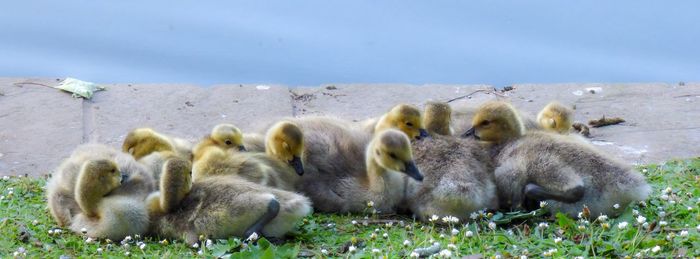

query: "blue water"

left=1, top=1, right=699, bottom=86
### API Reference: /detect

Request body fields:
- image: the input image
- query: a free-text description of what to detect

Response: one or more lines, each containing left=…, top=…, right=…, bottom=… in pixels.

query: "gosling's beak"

left=288, top=156, right=304, bottom=176
left=460, top=127, right=476, bottom=138
left=120, top=173, right=128, bottom=184
left=416, top=128, right=430, bottom=140
left=403, top=161, right=423, bottom=181
left=238, top=145, right=247, bottom=152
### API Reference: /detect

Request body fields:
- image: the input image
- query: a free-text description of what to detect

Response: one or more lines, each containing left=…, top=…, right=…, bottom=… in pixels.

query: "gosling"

left=462, top=101, right=650, bottom=218
left=147, top=158, right=312, bottom=244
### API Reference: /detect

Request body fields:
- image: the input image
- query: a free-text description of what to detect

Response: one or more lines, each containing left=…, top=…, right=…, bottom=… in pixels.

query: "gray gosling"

left=406, top=102, right=498, bottom=222
left=304, top=129, right=424, bottom=213
left=47, top=144, right=154, bottom=227
left=69, top=159, right=150, bottom=240
left=462, top=101, right=650, bottom=217
left=147, top=158, right=312, bottom=244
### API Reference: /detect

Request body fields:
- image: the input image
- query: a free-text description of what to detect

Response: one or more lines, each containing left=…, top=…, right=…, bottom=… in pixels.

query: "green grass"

left=1, top=158, right=699, bottom=258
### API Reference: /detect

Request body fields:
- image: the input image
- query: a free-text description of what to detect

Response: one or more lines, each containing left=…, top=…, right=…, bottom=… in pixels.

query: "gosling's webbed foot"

left=243, top=198, right=280, bottom=241
left=524, top=183, right=584, bottom=204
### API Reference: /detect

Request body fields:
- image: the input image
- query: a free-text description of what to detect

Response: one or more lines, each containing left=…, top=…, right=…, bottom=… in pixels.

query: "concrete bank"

left=1, top=78, right=698, bottom=176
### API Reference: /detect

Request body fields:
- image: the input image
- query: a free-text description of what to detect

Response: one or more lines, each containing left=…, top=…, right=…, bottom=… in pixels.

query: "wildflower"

left=370, top=233, right=377, bottom=239
left=642, top=222, right=649, bottom=229
left=494, top=255, right=502, bottom=259
left=32, top=220, right=39, bottom=225
left=469, top=212, right=478, bottom=220
left=642, top=168, right=648, bottom=173
left=554, top=237, right=562, bottom=244
left=696, top=224, right=700, bottom=231
left=659, top=211, right=666, bottom=217
left=538, top=222, right=549, bottom=229
left=351, top=220, right=357, bottom=225
left=448, top=244, right=457, bottom=250
left=197, top=250, right=203, bottom=255
left=321, top=249, right=329, bottom=255
left=410, top=251, right=420, bottom=258
left=246, top=232, right=259, bottom=242
left=123, top=235, right=133, bottom=242
left=670, top=200, right=676, bottom=204
left=159, top=239, right=169, bottom=245
left=372, top=248, right=381, bottom=254
left=573, top=257, right=584, bottom=259
left=430, top=215, right=439, bottom=222
left=613, top=204, right=620, bottom=209
left=488, top=221, right=497, bottom=230
left=597, top=215, right=608, bottom=222
left=2, top=176, right=9, bottom=180
left=688, top=206, right=694, bottom=211
left=139, top=243, right=146, bottom=250
left=367, top=201, right=374, bottom=208
left=97, top=248, right=103, bottom=253
left=205, top=239, right=213, bottom=248
left=134, top=234, right=141, bottom=239
left=48, top=229, right=54, bottom=235
left=520, top=256, right=528, bottom=259
left=123, top=243, right=130, bottom=249
left=7, top=191, right=13, bottom=196
left=192, top=243, right=199, bottom=249
left=578, top=225, right=586, bottom=230
left=601, top=223, right=610, bottom=229
left=666, top=233, right=675, bottom=240
left=442, top=215, right=459, bottom=224
left=465, top=230, right=474, bottom=237
left=618, top=221, right=629, bottom=230
left=659, top=221, right=668, bottom=227
left=439, top=249, right=452, bottom=258
left=660, top=194, right=669, bottom=200
left=680, top=230, right=689, bottom=237
left=636, top=215, right=646, bottom=224
left=632, top=209, right=639, bottom=216
left=662, top=187, right=672, bottom=194
left=403, top=240, right=411, bottom=247
left=451, top=228, right=459, bottom=235
left=651, top=245, right=661, bottom=253
left=385, top=221, right=393, bottom=227
left=383, top=233, right=389, bottom=239
left=439, top=234, right=446, bottom=239
left=85, top=237, right=94, bottom=244
left=348, top=245, right=356, bottom=253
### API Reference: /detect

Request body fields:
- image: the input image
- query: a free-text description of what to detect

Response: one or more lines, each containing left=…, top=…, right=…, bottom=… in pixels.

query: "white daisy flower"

left=613, top=204, right=620, bottom=209
left=348, top=245, right=356, bottom=253
left=488, top=221, right=497, bottom=230
left=651, top=245, right=661, bottom=253
left=636, top=215, right=646, bottom=224
left=554, top=237, right=562, bottom=244
left=439, top=249, right=452, bottom=258
left=451, top=228, right=459, bottom=235
left=465, top=230, right=474, bottom=237
left=680, top=230, right=689, bottom=237
left=410, top=251, right=420, bottom=258
left=659, top=221, right=668, bottom=227
left=403, top=240, right=411, bottom=246
left=617, top=221, right=629, bottom=229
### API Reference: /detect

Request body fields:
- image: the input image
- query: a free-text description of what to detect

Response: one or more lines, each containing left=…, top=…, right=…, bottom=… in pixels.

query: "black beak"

left=120, top=173, right=128, bottom=184
left=460, top=127, right=476, bottom=138
left=416, top=128, right=430, bottom=140
left=288, top=156, right=304, bottom=176
left=403, top=161, right=423, bottom=181
left=238, top=145, right=247, bottom=152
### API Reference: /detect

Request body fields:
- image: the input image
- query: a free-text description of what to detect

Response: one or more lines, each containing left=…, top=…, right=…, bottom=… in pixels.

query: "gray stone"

left=89, top=83, right=292, bottom=146
left=506, top=83, right=700, bottom=164
left=0, top=78, right=83, bottom=176
left=290, top=84, right=496, bottom=121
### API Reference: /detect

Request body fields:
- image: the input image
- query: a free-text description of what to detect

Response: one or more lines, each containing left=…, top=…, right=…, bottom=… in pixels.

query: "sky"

left=1, top=1, right=698, bottom=87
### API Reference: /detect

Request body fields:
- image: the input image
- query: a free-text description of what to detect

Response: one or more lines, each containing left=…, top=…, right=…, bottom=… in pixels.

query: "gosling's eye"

left=225, top=140, right=233, bottom=145
left=389, top=153, right=398, bottom=159
left=481, top=120, right=490, bottom=126
left=406, top=122, right=414, bottom=127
